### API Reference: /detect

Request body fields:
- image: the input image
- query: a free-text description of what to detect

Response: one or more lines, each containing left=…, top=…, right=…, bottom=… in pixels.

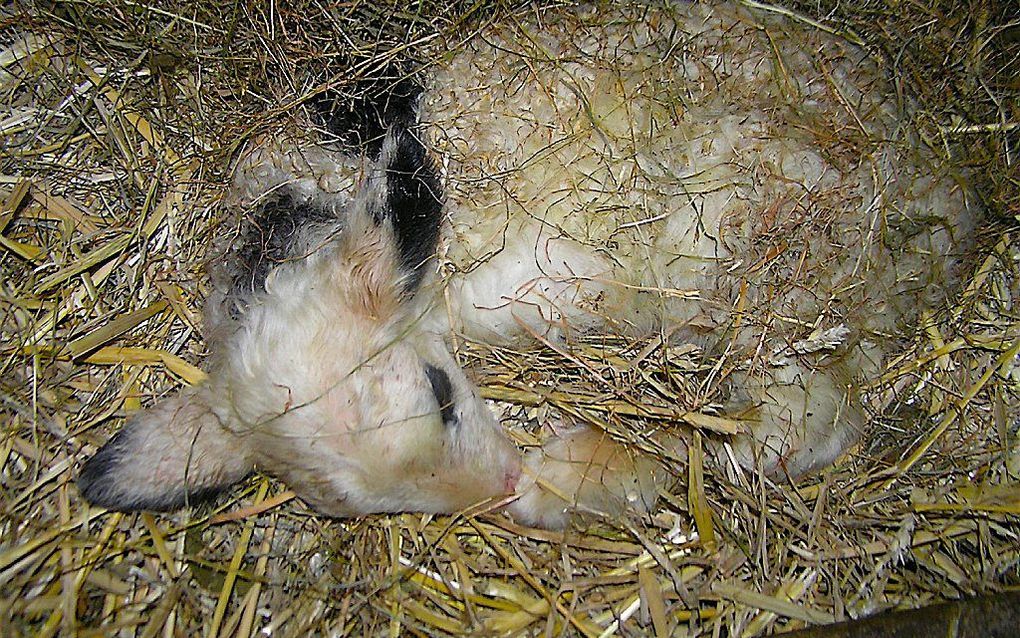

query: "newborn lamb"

left=79, top=1, right=979, bottom=529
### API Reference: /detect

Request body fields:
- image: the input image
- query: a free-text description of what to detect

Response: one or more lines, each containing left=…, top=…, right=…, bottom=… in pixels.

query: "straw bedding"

left=1, top=0, right=1018, bottom=635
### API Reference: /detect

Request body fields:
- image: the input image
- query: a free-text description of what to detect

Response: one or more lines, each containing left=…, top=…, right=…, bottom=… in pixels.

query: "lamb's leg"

left=507, top=423, right=672, bottom=529
left=724, top=359, right=867, bottom=478
left=506, top=354, right=873, bottom=528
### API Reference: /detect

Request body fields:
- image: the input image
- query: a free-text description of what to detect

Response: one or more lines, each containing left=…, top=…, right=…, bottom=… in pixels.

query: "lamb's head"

left=304, top=338, right=524, bottom=517
left=234, top=276, right=525, bottom=517
left=78, top=127, right=521, bottom=518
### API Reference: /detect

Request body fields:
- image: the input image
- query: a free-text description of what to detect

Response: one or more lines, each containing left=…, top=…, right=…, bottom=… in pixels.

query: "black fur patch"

left=424, top=363, right=458, bottom=427
left=77, top=429, right=229, bottom=512
left=380, top=128, right=444, bottom=292
left=313, top=74, right=423, bottom=159
left=232, top=192, right=338, bottom=301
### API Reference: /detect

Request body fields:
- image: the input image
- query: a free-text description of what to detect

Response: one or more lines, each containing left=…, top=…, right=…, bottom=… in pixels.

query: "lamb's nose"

left=503, top=462, right=522, bottom=494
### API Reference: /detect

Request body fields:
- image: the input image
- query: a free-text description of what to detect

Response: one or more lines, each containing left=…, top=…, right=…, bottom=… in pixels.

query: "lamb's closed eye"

left=424, top=363, right=458, bottom=427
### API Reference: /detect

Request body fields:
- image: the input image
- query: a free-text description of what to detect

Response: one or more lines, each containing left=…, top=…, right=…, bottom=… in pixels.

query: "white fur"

left=423, top=0, right=976, bottom=521
left=229, top=1, right=975, bottom=527
left=84, top=1, right=978, bottom=529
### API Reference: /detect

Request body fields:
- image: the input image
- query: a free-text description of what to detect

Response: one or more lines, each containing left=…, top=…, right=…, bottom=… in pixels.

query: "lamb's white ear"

left=78, top=385, right=253, bottom=512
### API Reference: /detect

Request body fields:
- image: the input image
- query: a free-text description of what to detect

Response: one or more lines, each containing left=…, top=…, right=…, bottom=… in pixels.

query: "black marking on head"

left=313, top=73, right=423, bottom=160
left=380, top=128, right=444, bottom=293
left=232, top=191, right=338, bottom=303
left=424, top=363, right=458, bottom=427
left=77, top=429, right=229, bottom=512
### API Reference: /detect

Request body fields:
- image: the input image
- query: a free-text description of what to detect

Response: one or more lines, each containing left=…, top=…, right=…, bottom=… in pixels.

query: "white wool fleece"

left=80, top=1, right=979, bottom=530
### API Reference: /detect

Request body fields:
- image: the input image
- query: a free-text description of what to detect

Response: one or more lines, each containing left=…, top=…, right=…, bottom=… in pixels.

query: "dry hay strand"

left=1, top=0, right=1018, bottom=636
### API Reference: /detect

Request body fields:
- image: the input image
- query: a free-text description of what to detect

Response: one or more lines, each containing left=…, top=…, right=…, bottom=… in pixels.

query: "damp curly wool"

left=78, top=0, right=978, bottom=529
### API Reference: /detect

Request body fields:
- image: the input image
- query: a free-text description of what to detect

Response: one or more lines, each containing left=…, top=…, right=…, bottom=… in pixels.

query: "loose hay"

left=1, top=0, right=1019, bottom=636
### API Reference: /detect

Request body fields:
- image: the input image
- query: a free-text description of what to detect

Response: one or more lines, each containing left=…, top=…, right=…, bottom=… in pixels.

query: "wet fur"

left=79, top=1, right=979, bottom=529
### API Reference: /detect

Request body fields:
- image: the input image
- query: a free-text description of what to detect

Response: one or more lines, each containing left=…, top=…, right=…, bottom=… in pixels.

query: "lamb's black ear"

left=78, top=386, right=254, bottom=512
left=378, top=127, right=444, bottom=293
left=313, top=71, right=423, bottom=159
left=231, top=192, right=338, bottom=299
left=313, top=67, right=440, bottom=293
